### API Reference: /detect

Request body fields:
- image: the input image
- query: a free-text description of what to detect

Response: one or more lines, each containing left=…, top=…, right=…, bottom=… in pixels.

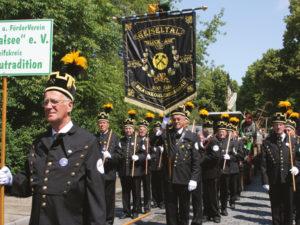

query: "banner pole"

left=0, top=77, right=8, bottom=225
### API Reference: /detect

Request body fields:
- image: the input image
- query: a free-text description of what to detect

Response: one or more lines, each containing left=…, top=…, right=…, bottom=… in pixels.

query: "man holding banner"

left=0, top=52, right=106, bottom=225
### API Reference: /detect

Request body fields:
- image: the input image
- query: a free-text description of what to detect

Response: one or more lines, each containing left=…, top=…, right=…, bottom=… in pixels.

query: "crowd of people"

left=0, top=51, right=299, bottom=225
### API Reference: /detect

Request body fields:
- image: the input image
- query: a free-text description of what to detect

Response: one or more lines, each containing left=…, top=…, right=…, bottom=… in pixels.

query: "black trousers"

left=269, top=183, right=293, bottom=225
left=142, top=173, right=151, bottom=211
left=164, top=182, right=190, bottom=225
left=105, top=179, right=116, bottom=224
left=191, top=180, right=203, bottom=225
left=202, top=178, right=220, bottom=218
left=151, top=170, right=164, bottom=206
left=295, top=181, right=300, bottom=225
left=220, top=173, right=239, bottom=209
left=120, top=176, right=142, bottom=215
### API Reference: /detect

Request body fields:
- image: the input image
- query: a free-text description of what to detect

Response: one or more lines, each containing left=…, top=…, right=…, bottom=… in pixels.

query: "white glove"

left=161, top=116, right=170, bottom=129
left=132, top=155, right=139, bottom=161
left=159, top=146, right=164, bottom=153
left=102, top=151, right=111, bottom=159
left=156, top=129, right=162, bottom=136
left=0, top=166, right=13, bottom=186
left=262, top=184, right=270, bottom=191
left=290, top=166, right=299, bottom=176
left=223, top=154, right=230, bottom=160
left=188, top=180, right=197, bottom=191
left=146, top=154, right=151, bottom=160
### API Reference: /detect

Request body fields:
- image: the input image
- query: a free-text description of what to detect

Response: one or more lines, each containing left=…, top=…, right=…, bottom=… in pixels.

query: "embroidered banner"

left=122, top=11, right=196, bottom=114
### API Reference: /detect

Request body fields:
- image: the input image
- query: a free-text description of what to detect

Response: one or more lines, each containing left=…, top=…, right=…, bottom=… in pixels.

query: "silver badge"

left=59, top=158, right=68, bottom=167
left=67, top=149, right=73, bottom=154
left=213, top=145, right=219, bottom=151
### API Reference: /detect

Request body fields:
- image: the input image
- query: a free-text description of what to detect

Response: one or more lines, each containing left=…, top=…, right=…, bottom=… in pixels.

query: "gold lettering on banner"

left=134, top=25, right=185, bottom=40
left=131, top=79, right=188, bottom=99
left=185, top=16, right=193, bottom=24
left=128, top=60, right=142, bottom=68
left=144, top=38, right=175, bottom=50
left=179, top=54, right=193, bottom=63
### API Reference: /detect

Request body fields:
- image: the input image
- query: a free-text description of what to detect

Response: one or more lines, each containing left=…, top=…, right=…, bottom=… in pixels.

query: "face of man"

left=124, top=126, right=134, bottom=136
left=273, top=122, right=286, bottom=135
left=285, top=127, right=295, bottom=136
left=172, top=114, right=186, bottom=130
left=138, top=126, right=148, bottom=137
left=43, top=90, right=73, bottom=130
left=245, top=115, right=253, bottom=125
left=217, top=129, right=227, bottom=139
left=98, top=120, right=109, bottom=133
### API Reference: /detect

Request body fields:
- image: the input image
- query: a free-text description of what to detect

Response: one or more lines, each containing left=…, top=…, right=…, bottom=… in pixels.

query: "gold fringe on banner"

left=124, top=92, right=197, bottom=115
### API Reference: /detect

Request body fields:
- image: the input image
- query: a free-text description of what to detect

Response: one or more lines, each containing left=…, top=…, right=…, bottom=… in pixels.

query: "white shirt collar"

left=177, top=127, right=184, bottom=135
left=52, top=121, right=73, bottom=136
left=281, top=133, right=286, bottom=142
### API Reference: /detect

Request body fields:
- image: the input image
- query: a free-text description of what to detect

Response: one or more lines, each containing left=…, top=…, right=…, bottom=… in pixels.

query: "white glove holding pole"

left=0, top=166, right=13, bottom=186
left=132, top=155, right=139, bottom=161
left=159, top=146, right=164, bottom=153
left=102, top=151, right=111, bottom=159
left=146, top=154, right=151, bottom=160
left=262, top=184, right=269, bottom=191
left=290, top=166, right=299, bottom=176
left=223, top=153, right=230, bottom=160
left=188, top=180, right=197, bottom=191
left=161, top=116, right=170, bottom=129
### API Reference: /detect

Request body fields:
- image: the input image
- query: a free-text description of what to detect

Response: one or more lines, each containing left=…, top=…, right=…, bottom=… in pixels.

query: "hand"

left=223, top=154, right=230, bottom=160
left=132, top=155, right=139, bottom=161
left=0, top=166, right=13, bottom=186
left=290, top=166, right=299, bottom=176
left=156, top=129, right=162, bottom=136
left=161, top=116, right=170, bottom=129
left=188, top=180, right=197, bottom=191
left=262, top=184, right=269, bottom=191
left=146, top=154, right=151, bottom=160
left=102, top=151, right=111, bottom=159
left=159, top=146, right=164, bottom=153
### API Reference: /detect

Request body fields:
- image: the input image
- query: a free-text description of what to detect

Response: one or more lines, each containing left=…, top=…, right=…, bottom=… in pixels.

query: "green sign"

left=0, top=19, right=53, bottom=76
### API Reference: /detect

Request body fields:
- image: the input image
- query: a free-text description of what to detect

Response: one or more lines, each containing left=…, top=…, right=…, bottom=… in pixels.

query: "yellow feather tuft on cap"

left=103, top=103, right=113, bottom=111
left=221, top=113, right=229, bottom=119
left=230, top=117, right=240, bottom=124
left=289, top=112, right=299, bottom=119
left=199, top=109, right=209, bottom=117
left=278, top=101, right=291, bottom=108
left=61, top=50, right=88, bottom=69
left=145, top=112, right=155, bottom=119
left=128, top=109, right=137, bottom=116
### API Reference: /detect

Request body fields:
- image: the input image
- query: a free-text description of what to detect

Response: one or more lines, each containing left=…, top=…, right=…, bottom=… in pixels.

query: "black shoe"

left=132, top=213, right=139, bottom=219
left=221, top=209, right=228, bottom=216
left=230, top=203, right=235, bottom=209
left=120, top=213, right=131, bottom=219
left=202, top=215, right=209, bottom=223
left=152, top=202, right=158, bottom=208
left=213, top=217, right=221, bottom=223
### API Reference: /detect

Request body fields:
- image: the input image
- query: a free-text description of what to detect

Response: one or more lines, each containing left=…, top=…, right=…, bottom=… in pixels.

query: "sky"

left=174, top=0, right=290, bottom=84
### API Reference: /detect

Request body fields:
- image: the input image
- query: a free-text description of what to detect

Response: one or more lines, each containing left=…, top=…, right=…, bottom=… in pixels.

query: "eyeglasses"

left=43, top=98, right=70, bottom=107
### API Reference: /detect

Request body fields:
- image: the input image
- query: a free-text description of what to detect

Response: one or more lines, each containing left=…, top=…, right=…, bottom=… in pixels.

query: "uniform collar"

left=52, top=121, right=73, bottom=136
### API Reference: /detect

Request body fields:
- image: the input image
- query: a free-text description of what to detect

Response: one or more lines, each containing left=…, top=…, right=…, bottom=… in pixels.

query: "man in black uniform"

left=96, top=103, right=121, bottom=225
left=118, top=110, right=145, bottom=219
left=138, top=113, right=155, bottom=214
left=261, top=111, right=298, bottom=225
left=0, top=51, right=106, bottom=225
left=201, top=118, right=228, bottom=223
left=150, top=121, right=165, bottom=209
left=162, top=106, right=201, bottom=225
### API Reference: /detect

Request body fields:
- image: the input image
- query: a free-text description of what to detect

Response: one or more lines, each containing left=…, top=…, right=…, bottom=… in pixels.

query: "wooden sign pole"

left=0, top=77, right=8, bottom=225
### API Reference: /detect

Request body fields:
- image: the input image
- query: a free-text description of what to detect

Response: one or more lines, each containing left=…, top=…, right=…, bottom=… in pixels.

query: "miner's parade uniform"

left=150, top=121, right=165, bottom=209
left=261, top=109, right=297, bottom=225
left=162, top=106, right=201, bottom=225
left=118, top=110, right=145, bottom=219
left=0, top=51, right=106, bottom=225
left=96, top=103, right=121, bottom=225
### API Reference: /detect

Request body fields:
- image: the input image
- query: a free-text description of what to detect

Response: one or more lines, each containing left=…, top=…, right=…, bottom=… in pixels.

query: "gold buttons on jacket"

left=41, top=202, right=46, bottom=207
left=71, top=172, right=75, bottom=176
left=47, top=162, right=52, bottom=166
left=42, top=186, right=47, bottom=190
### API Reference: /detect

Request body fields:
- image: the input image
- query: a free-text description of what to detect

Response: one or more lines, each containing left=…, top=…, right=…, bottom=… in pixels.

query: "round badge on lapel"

left=213, top=145, right=219, bottom=151
left=96, top=158, right=104, bottom=174
left=67, top=149, right=73, bottom=154
left=285, top=143, right=289, bottom=147
left=59, top=158, right=68, bottom=167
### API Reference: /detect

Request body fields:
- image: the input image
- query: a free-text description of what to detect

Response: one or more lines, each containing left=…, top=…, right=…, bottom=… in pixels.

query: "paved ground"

left=4, top=175, right=273, bottom=225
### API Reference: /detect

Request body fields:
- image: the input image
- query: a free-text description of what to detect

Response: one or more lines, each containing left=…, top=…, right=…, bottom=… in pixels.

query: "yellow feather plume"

left=145, top=112, right=155, bottom=119
left=289, top=112, right=299, bottom=119
left=221, top=113, right=229, bottom=119
left=128, top=109, right=137, bottom=116
left=61, top=50, right=88, bottom=69
left=229, top=117, right=240, bottom=124
left=103, top=103, right=113, bottom=110
left=199, top=109, right=209, bottom=117
left=278, top=101, right=291, bottom=108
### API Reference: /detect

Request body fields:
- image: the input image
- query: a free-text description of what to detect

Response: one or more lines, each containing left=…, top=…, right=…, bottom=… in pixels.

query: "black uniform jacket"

left=149, top=133, right=164, bottom=171
left=261, top=132, right=297, bottom=185
left=118, top=135, right=146, bottom=177
left=162, top=127, right=201, bottom=185
left=220, top=138, right=244, bottom=175
left=96, top=130, right=121, bottom=181
left=10, top=124, right=106, bottom=225
left=201, top=137, right=225, bottom=180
